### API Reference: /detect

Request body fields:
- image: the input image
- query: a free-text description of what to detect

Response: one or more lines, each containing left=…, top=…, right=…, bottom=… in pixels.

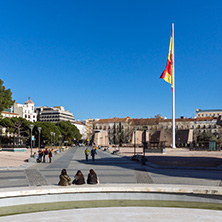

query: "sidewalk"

left=0, top=148, right=68, bottom=170
left=112, top=147, right=222, bottom=170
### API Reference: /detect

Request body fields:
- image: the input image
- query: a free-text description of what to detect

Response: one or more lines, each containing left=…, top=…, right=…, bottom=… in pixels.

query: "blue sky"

left=0, top=0, right=221, bottom=120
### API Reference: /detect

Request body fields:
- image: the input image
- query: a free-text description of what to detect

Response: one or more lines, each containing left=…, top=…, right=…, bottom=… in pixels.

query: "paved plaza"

left=0, top=146, right=222, bottom=188
left=0, top=147, right=222, bottom=221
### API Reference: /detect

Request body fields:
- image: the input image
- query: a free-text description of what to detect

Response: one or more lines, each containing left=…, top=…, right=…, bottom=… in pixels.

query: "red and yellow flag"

left=160, top=30, right=173, bottom=91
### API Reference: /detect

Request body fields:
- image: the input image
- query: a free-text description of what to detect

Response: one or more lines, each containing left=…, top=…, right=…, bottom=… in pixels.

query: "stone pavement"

left=1, top=207, right=222, bottom=222
left=1, top=146, right=222, bottom=188
left=0, top=146, right=155, bottom=188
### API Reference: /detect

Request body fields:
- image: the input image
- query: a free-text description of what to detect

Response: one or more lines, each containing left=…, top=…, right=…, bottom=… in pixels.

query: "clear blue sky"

left=0, top=0, right=221, bottom=120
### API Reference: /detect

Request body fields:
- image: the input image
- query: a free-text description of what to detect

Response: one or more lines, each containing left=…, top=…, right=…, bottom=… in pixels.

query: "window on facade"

left=206, top=114, right=208, bottom=116
left=25, top=115, right=27, bottom=118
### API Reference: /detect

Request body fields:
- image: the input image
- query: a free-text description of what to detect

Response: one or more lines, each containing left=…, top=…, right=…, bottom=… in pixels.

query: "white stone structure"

left=74, top=121, right=86, bottom=140
left=12, top=97, right=37, bottom=122
left=1, top=111, right=19, bottom=119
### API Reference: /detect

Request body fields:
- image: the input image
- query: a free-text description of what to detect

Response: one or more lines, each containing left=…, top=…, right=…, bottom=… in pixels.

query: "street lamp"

left=50, top=132, right=53, bottom=149
left=38, top=127, right=42, bottom=149
left=53, top=132, right=55, bottom=149
left=29, top=124, right=34, bottom=157
left=59, top=135, right=62, bottom=152
left=134, top=129, right=136, bottom=155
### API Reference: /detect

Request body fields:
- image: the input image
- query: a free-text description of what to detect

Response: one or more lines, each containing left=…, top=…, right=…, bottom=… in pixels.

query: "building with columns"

left=93, top=115, right=221, bottom=147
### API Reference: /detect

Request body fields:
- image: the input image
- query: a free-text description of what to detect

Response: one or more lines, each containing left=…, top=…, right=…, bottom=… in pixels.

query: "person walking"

left=85, top=147, right=90, bottom=161
left=38, top=149, right=43, bottom=162
left=42, top=149, right=46, bottom=163
left=48, top=149, right=52, bottom=163
left=72, top=170, right=85, bottom=185
left=87, top=169, right=99, bottom=184
left=58, top=169, right=71, bottom=186
left=91, top=147, right=97, bottom=162
left=45, top=149, right=49, bottom=163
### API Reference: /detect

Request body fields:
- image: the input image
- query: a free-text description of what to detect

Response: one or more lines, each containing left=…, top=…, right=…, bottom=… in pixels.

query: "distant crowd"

left=58, top=169, right=99, bottom=186
left=33, top=148, right=53, bottom=163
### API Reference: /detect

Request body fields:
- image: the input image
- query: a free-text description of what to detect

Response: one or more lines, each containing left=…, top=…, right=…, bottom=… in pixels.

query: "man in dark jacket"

left=91, top=148, right=97, bottom=162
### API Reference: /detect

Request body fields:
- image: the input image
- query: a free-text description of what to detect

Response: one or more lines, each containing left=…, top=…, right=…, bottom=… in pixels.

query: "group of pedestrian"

left=58, top=169, right=99, bottom=186
left=33, top=148, right=53, bottom=163
left=85, top=147, right=97, bottom=162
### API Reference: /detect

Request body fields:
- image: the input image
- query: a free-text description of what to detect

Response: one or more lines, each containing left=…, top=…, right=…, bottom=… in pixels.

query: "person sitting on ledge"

left=72, top=170, right=85, bottom=185
left=87, top=169, right=99, bottom=184
left=58, top=169, right=71, bottom=186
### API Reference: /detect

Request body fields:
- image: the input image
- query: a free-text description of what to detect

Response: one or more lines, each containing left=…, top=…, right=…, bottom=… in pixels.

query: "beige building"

left=93, top=115, right=221, bottom=147
left=85, top=119, right=96, bottom=142
left=94, top=117, right=131, bottom=144
left=93, top=130, right=109, bottom=146
left=196, top=109, right=222, bottom=118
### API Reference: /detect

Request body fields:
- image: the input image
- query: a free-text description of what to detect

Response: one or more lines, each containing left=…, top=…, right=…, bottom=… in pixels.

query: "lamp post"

left=59, top=135, right=62, bottom=152
left=50, top=132, right=53, bottom=149
left=53, top=132, right=55, bottom=149
left=38, top=127, right=42, bottom=150
left=134, top=129, right=136, bottom=155
left=29, top=124, right=34, bottom=157
left=142, top=126, right=148, bottom=165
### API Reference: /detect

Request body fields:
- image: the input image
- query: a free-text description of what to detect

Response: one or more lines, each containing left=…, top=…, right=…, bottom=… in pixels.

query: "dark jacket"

left=58, top=174, right=71, bottom=186
left=87, top=173, right=98, bottom=184
left=72, top=176, right=85, bottom=185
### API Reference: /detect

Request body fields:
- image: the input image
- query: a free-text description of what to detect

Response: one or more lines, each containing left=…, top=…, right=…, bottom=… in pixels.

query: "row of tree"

left=0, top=78, right=82, bottom=146
left=0, top=117, right=82, bottom=146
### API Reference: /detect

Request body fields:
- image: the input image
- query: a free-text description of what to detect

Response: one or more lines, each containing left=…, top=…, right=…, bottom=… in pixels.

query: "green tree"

left=0, top=117, right=31, bottom=137
left=197, top=132, right=217, bottom=142
left=33, top=122, right=61, bottom=146
left=56, top=121, right=81, bottom=144
left=0, top=79, right=14, bottom=114
left=113, top=123, right=116, bottom=144
left=119, top=122, right=123, bottom=146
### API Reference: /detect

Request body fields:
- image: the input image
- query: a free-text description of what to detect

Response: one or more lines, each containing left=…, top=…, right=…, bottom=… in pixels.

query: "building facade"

left=196, top=109, right=222, bottom=118
left=93, top=115, right=221, bottom=147
left=12, top=97, right=37, bottom=122
left=36, top=106, right=75, bottom=124
left=73, top=121, right=86, bottom=140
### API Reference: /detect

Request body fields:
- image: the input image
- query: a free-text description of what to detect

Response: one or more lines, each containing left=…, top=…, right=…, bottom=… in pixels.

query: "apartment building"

left=36, top=106, right=75, bottom=124
left=196, top=109, right=222, bottom=118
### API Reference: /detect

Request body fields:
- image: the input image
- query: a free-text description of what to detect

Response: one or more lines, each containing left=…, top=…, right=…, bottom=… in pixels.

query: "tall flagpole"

left=172, top=23, right=176, bottom=148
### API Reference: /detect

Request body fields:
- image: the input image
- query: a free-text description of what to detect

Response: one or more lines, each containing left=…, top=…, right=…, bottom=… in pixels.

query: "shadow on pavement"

left=146, top=156, right=222, bottom=168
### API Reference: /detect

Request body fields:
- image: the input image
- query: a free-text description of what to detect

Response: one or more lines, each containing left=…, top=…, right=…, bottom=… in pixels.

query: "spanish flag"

left=160, top=29, right=174, bottom=91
